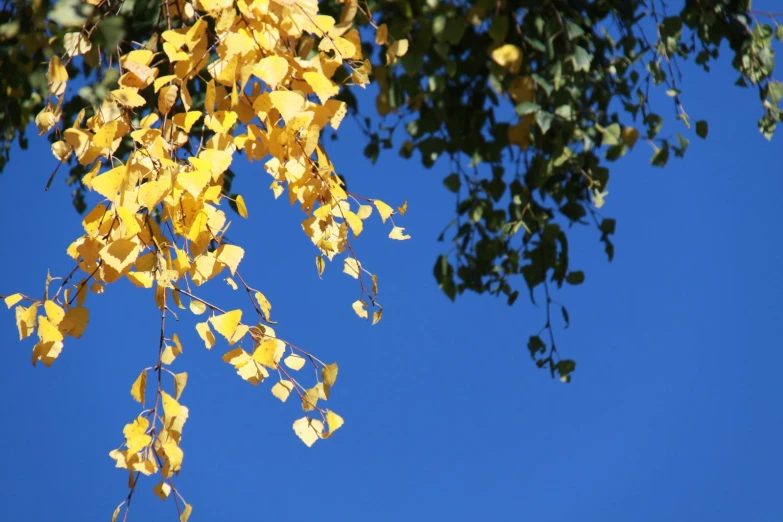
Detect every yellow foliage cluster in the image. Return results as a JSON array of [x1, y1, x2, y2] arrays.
[[4, 0, 408, 518]]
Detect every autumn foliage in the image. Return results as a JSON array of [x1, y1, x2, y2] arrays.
[[2, 0, 409, 518]]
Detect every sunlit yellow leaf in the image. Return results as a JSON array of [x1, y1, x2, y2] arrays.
[[124, 416, 151, 453], [225, 277, 238, 290], [356, 205, 373, 219], [252, 338, 285, 368], [397, 201, 408, 215], [16, 303, 38, 340], [269, 90, 305, 123], [491, 44, 523, 74], [153, 482, 172, 501], [325, 410, 344, 435], [172, 111, 203, 132], [209, 309, 242, 341], [351, 299, 368, 319], [190, 300, 207, 315], [271, 380, 294, 402], [344, 210, 363, 237], [322, 362, 338, 398], [316, 256, 325, 278], [174, 372, 188, 400], [293, 417, 323, 447], [138, 180, 170, 210], [215, 244, 244, 275], [91, 165, 126, 200], [302, 387, 319, 411], [47, 55, 68, 96], [195, 321, 216, 349], [254, 291, 272, 321], [111, 88, 147, 108], [131, 370, 147, 405], [37, 315, 63, 343], [389, 226, 411, 240], [343, 257, 360, 279], [284, 353, 306, 370], [235, 194, 248, 218], [180, 504, 193, 522], [252, 56, 289, 88], [4, 293, 23, 308], [372, 308, 383, 325], [303, 71, 340, 104], [373, 199, 394, 222], [386, 38, 409, 64]]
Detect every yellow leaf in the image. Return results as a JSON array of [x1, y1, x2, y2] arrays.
[[386, 38, 409, 64], [269, 90, 305, 123], [4, 293, 23, 308], [190, 299, 207, 315], [316, 256, 325, 278], [154, 74, 178, 92], [356, 205, 373, 219], [351, 299, 368, 319], [153, 482, 172, 501], [175, 169, 211, 198], [271, 380, 294, 402], [508, 76, 535, 104], [302, 387, 319, 411], [397, 200, 408, 215], [16, 303, 39, 340], [375, 23, 388, 45], [372, 308, 383, 325], [209, 309, 242, 341], [284, 354, 306, 370], [158, 84, 178, 114], [622, 126, 639, 148], [91, 165, 126, 200], [37, 315, 63, 343], [343, 257, 360, 279], [252, 56, 289, 88], [138, 180, 170, 210], [111, 503, 122, 522], [344, 210, 363, 237], [172, 111, 203, 132], [131, 370, 147, 405], [196, 321, 215, 349], [174, 372, 188, 400], [325, 410, 344, 435], [180, 504, 193, 522], [225, 277, 238, 290], [491, 44, 523, 74], [373, 199, 394, 222], [322, 362, 338, 398], [161, 391, 181, 419], [44, 300, 66, 326], [235, 194, 248, 218], [92, 120, 120, 150], [293, 417, 323, 447], [254, 291, 272, 321], [252, 338, 285, 368], [124, 416, 151, 453], [47, 55, 68, 96], [111, 88, 147, 108], [389, 226, 411, 240], [215, 244, 244, 275], [303, 71, 340, 104]]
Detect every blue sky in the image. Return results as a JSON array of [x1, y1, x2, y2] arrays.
[[1, 28, 782, 522]]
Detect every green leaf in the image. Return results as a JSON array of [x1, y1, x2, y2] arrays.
[[695, 120, 708, 139], [565, 271, 585, 285], [443, 173, 461, 193], [515, 102, 540, 115]]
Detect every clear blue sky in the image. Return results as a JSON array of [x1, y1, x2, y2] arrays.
[[1, 33, 782, 522]]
